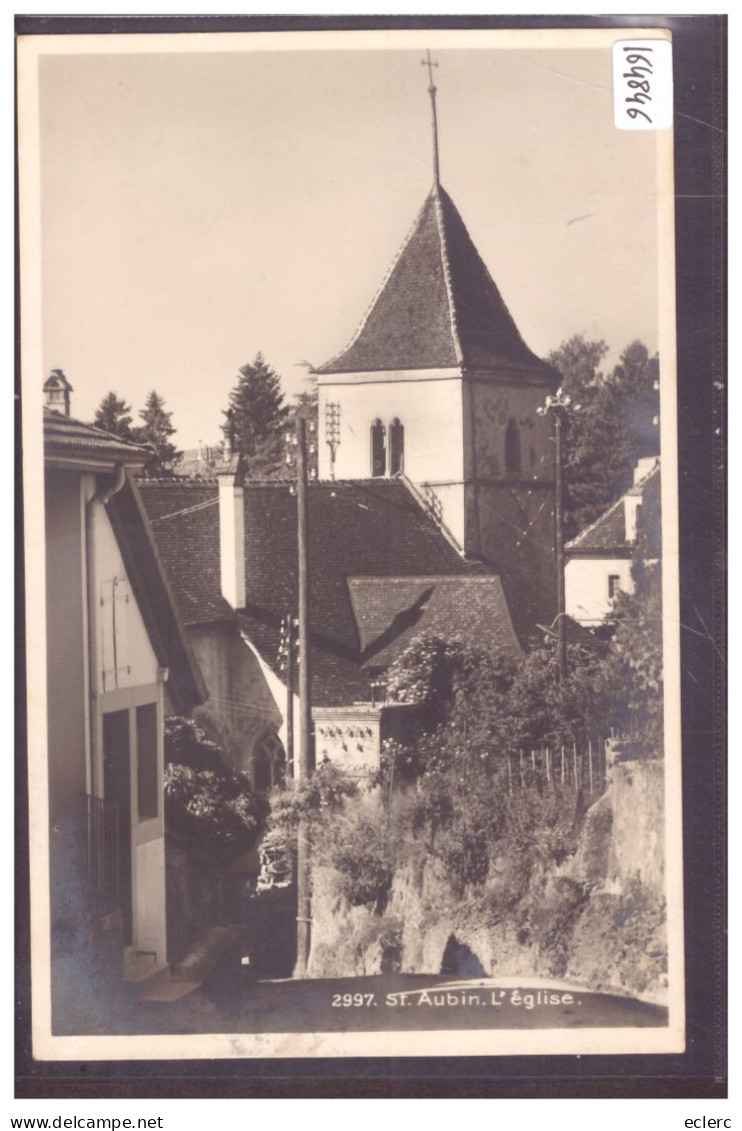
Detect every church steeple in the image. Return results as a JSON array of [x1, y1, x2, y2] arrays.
[[421, 49, 441, 187]]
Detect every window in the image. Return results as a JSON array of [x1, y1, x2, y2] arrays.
[[608, 574, 621, 599], [101, 575, 131, 692], [136, 703, 159, 819], [252, 731, 286, 793], [370, 419, 386, 477], [389, 418, 404, 475], [505, 418, 521, 476]]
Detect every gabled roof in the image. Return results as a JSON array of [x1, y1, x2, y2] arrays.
[[43, 408, 153, 466], [317, 183, 556, 380], [348, 575, 522, 669], [565, 495, 628, 555], [106, 478, 208, 713], [565, 465, 660, 555], [136, 480, 232, 626], [139, 477, 522, 707]]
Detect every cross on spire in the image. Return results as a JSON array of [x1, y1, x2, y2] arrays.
[[421, 49, 440, 185]]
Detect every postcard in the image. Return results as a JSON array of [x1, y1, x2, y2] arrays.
[[18, 24, 685, 1064]]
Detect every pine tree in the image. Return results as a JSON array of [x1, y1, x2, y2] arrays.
[[224, 353, 289, 479], [93, 392, 136, 442], [137, 390, 182, 471]]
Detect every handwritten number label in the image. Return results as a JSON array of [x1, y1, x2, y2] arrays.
[[613, 39, 673, 130]]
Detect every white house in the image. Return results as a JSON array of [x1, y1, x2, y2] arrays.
[[564, 457, 660, 625], [43, 375, 206, 1024]]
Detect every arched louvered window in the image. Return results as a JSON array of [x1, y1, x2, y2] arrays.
[[505, 418, 521, 477], [370, 419, 386, 477], [389, 418, 405, 475]]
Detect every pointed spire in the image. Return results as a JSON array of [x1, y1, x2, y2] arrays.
[[421, 49, 440, 186]]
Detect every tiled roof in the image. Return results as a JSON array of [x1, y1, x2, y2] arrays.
[[317, 184, 556, 379], [137, 480, 233, 626], [565, 465, 660, 554], [106, 478, 208, 713], [348, 575, 522, 669], [565, 496, 628, 554], [43, 408, 153, 463], [139, 477, 520, 706]]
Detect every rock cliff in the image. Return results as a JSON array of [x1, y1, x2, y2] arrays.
[[307, 748, 667, 1003]]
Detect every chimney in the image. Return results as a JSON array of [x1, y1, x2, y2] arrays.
[[633, 455, 658, 485], [43, 369, 73, 416], [217, 452, 246, 609], [624, 494, 641, 543]]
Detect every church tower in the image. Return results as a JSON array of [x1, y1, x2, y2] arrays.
[[314, 56, 559, 635]]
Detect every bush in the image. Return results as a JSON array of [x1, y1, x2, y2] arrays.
[[164, 716, 267, 870]]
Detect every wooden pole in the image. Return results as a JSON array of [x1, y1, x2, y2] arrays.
[[519, 749, 525, 790], [588, 739, 594, 794], [545, 747, 551, 788], [555, 410, 567, 681], [560, 745, 565, 786], [507, 755, 513, 796], [294, 415, 314, 979], [572, 742, 579, 791], [285, 615, 295, 776]]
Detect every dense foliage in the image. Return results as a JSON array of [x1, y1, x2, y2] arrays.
[[547, 335, 660, 536], [164, 716, 267, 870]]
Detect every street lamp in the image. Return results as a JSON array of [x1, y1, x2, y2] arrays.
[[537, 387, 581, 681]]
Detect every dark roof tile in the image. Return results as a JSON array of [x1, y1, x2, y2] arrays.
[[317, 185, 556, 379], [140, 478, 520, 707]]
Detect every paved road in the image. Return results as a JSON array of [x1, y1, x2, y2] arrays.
[[128, 973, 667, 1035]]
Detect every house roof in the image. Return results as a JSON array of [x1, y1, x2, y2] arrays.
[[348, 575, 522, 669], [565, 465, 660, 555], [106, 478, 208, 713], [317, 183, 557, 380], [43, 408, 153, 466], [42, 410, 206, 712], [135, 480, 232, 626], [139, 477, 522, 707]]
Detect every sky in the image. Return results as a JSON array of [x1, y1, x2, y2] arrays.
[[36, 32, 662, 451]]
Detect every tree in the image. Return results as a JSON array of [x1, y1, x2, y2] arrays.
[[93, 392, 136, 442], [224, 353, 289, 479], [136, 390, 182, 471], [547, 335, 659, 537], [608, 340, 660, 463]]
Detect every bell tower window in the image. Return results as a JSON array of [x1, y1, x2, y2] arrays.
[[370, 419, 386, 477], [389, 418, 405, 475], [505, 418, 521, 477]]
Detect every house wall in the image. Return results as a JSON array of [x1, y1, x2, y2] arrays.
[[45, 470, 88, 820], [565, 556, 634, 625], [46, 468, 170, 965], [187, 623, 284, 775], [314, 707, 382, 775]]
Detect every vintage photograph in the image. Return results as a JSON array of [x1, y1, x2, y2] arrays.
[[19, 26, 684, 1061]]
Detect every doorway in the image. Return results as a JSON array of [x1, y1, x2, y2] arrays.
[[103, 710, 133, 944]]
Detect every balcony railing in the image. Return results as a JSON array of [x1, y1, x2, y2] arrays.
[[84, 793, 121, 918]]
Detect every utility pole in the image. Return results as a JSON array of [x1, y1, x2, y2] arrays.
[[554, 408, 567, 681], [537, 387, 580, 681], [286, 412, 315, 978], [279, 614, 296, 775]]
